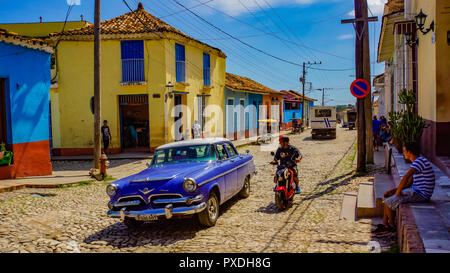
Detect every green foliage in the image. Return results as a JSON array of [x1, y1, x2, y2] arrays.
[[389, 89, 427, 145]]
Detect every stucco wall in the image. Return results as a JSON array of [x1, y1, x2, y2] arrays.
[[0, 41, 51, 144], [52, 37, 226, 153]]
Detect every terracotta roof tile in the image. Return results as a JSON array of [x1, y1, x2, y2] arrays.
[[225, 73, 280, 94], [383, 0, 404, 16], [50, 3, 225, 57], [280, 89, 317, 102], [0, 28, 53, 53]]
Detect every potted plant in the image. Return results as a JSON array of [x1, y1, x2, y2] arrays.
[[0, 142, 13, 166], [389, 89, 428, 158]]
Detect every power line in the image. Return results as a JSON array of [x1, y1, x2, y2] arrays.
[[140, 0, 300, 87], [159, 0, 215, 19], [170, 0, 302, 67], [192, 0, 354, 62]]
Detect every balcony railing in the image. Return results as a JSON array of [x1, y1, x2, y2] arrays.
[[122, 58, 145, 83]]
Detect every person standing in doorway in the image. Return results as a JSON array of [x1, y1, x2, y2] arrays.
[[192, 120, 202, 139], [101, 120, 112, 154]]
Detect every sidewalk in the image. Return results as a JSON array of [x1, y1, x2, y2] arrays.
[[388, 146, 450, 252], [0, 132, 290, 193]]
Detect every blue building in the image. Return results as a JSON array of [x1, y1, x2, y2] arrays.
[[280, 90, 317, 129], [0, 29, 53, 178], [225, 73, 276, 140]]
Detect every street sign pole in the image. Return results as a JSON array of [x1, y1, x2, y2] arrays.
[[342, 0, 377, 172]]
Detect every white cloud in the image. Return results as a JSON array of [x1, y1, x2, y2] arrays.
[[67, 0, 81, 5], [205, 0, 317, 16], [348, 10, 355, 17], [338, 34, 354, 40], [367, 0, 387, 15]]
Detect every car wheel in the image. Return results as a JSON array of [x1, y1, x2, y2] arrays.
[[123, 218, 143, 229], [239, 176, 250, 198], [198, 192, 219, 227]]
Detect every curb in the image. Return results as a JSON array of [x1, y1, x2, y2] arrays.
[[0, 179, 99, 194]]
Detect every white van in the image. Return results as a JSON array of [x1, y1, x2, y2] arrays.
[[310, 106, 337, 139]]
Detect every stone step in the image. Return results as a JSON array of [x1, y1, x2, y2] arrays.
[[374, 173, 396, 216], [340, 192, 357, 221], [357, 181, 378, 218]]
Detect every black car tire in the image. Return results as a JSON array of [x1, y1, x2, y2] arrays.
[[198, 192, 219, 227], [123, 218, 143, 229], [239, 176, 250, 198]]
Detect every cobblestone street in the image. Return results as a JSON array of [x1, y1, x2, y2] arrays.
[[0, 128, 389, 253]]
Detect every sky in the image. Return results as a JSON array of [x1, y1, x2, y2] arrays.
[[0, 0, 387, 106]]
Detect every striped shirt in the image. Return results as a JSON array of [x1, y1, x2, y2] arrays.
[[411, 156, 435, 200]]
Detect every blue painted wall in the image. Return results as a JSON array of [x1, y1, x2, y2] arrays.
[[283, 101, 303, 124], [282, 100, 315, 124], [0, 41, 51, 145], [224, 88, 262, 135]]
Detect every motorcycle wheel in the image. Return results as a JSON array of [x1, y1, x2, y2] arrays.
[[275, 192, 286, 211]]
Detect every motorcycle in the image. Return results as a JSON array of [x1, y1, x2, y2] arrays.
[[270, 151, 297, 211]]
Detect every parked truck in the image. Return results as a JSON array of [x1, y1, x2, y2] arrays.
[[310, 106, 337, 139]]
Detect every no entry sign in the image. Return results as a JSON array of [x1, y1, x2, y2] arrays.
[[350, 79, 370, 99]]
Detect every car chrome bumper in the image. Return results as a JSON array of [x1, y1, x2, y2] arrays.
[[107, 202, 207, 221]]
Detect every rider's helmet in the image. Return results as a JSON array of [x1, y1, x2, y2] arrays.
[[279, 135, 289, 143]]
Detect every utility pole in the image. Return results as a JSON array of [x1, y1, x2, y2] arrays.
[[93, 0, 101, 169], [342, 0, 377, 172], [320, 88, 333, 106], [300, 61, 321, 126]]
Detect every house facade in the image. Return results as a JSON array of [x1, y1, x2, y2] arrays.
[[377, 0, 450, 169], [46, 3, 226, 155], [0, 29, 53, 178], [224, 73, 280, 140], [280, 90, 316, 129]]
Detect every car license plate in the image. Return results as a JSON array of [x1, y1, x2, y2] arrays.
[[136, 215, 158, 221]]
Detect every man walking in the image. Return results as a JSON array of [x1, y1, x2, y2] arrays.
[[101, 120, 112, 154]]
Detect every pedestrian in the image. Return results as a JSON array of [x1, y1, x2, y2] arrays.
[[372, 115, 382, 151], [101, 120, 112, 154], [380, 115, 387, 126], [372, 142, 435, 235], [129, 124, 138, 147], [192, 120, 202, 139]]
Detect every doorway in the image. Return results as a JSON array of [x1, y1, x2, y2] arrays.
[[0, 79, 9, 149], [119, 95, 150, 152]]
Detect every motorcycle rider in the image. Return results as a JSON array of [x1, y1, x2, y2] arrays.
[[270, 135, 302, 194]]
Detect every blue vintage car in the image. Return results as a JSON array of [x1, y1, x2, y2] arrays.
[[106, 138, 257, 227]]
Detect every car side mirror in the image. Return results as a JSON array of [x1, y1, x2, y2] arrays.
[[270, 151, 275, 156]]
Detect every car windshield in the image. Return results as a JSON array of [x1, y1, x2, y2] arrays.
[[151, 144, 217, 166]]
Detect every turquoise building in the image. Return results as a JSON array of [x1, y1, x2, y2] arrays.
[[0, 29, 53, 178]]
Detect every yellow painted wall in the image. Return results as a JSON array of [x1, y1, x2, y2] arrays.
[[53, 37, 226, 151], [411, 0, 437, 122], [0, 21, 90, 37], [435, 0, 450, 123]]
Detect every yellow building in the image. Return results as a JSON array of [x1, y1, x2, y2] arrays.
[[47, 3, 226, 155], [0, 21, 90, 38], [378, 0, 450, 165]]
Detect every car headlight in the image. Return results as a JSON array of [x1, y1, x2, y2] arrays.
[[183, 178, 197, 193], [106, 184, 118, 197]]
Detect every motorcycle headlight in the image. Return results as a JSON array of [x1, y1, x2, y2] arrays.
[[106, 184, 117, 197], [183, 178, 197, 193], [284, 169, 290, 179]]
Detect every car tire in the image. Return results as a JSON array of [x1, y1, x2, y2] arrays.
[[238, 176, 250, 198], [198, 192, 219, 227], [123, 218, 143, 229]]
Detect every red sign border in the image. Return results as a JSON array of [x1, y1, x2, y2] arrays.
[[350, 79, 370, 99]]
